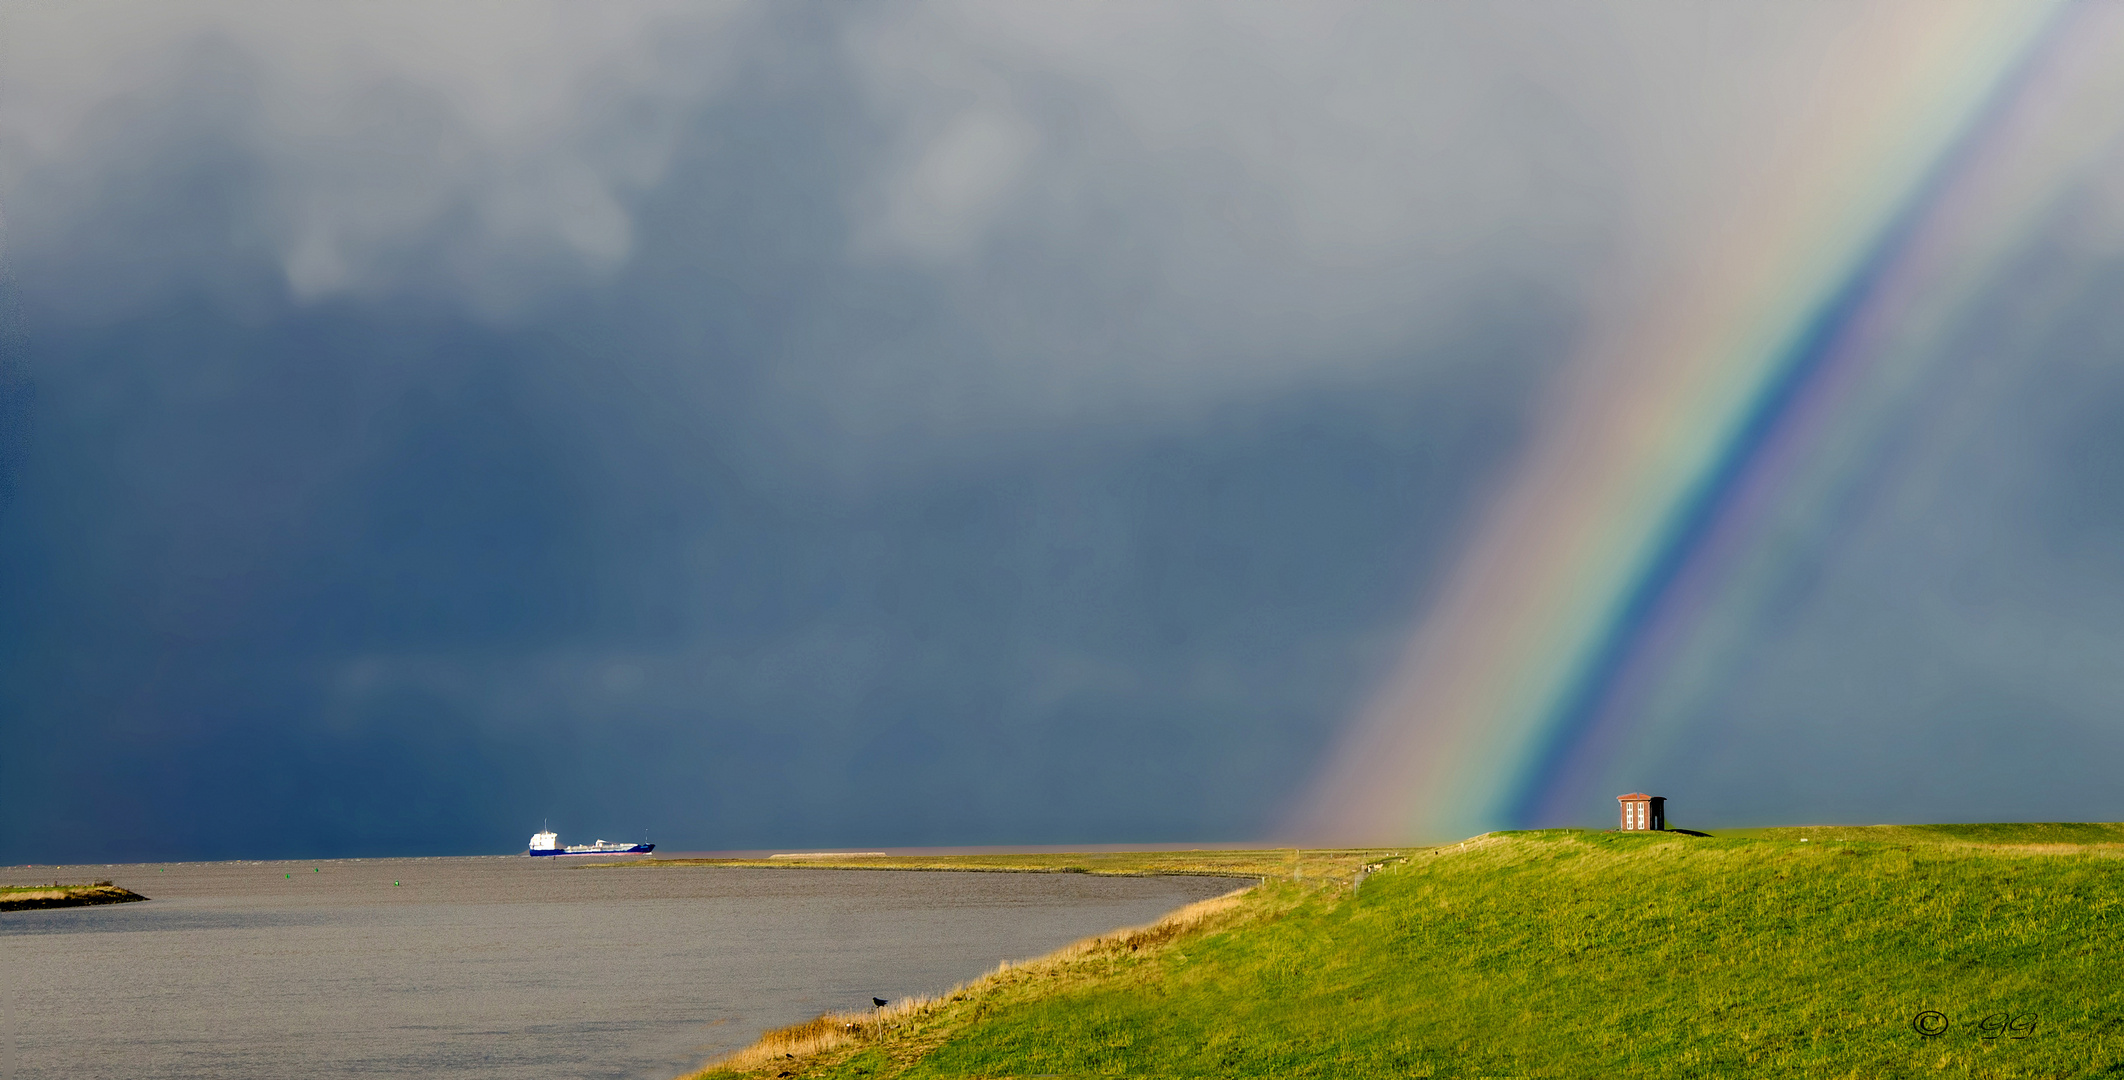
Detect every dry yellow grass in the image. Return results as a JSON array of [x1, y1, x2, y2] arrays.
[[706, 997, 940, 1075], [684, 886, 1257, 1079], [0, 888, 76, 902], [0, 880, 147, 911]]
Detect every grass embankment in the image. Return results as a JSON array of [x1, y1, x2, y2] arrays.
[[1722, 821, 2124, 848], [635, 849, 1397, 880], [0, 881, 148, 911], [694, 826, 2124, 1079]]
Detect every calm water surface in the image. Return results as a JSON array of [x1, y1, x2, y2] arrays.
[[0, 857, 1248, 1079]]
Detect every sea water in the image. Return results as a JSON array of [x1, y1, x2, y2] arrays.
[[0, 856, 1248, 1079]]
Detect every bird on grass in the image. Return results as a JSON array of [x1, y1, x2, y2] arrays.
[[872, 997, 889, 1008]]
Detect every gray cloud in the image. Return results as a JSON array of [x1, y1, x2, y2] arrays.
[[3, 2, 736, 314], [3, 2, 1940, 469]]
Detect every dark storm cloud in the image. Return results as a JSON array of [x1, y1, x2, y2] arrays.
[[0, 3, 1605, 860], [0, 294, 1550, 858], [3, 1, 2063, 859]]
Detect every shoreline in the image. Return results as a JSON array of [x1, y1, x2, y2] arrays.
[[610, 847, 1409, 881], [684, 882, 1265, 1079]]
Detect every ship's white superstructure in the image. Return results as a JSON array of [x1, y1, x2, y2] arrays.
[[525, 830, 652, 857]]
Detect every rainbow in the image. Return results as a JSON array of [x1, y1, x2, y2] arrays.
[[1294, 2, 2124, 844]]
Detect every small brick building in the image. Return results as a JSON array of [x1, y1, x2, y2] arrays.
[[1617, 793, 1665, 831]]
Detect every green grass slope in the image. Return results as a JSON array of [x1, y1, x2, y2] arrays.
[[712, 828, 2124, 1079], [1717, 821, 2124, 847]]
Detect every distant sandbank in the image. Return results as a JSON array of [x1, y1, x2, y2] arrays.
[[0, 881, 149, 911]]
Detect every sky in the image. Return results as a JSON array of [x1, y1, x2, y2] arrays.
[[5, 2, 2124, 862]]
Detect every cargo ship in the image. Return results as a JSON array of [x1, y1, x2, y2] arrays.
[[526, 830, 654, 857]]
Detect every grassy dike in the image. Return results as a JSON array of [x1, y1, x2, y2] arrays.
[[689, 827, 2124, 1078]]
